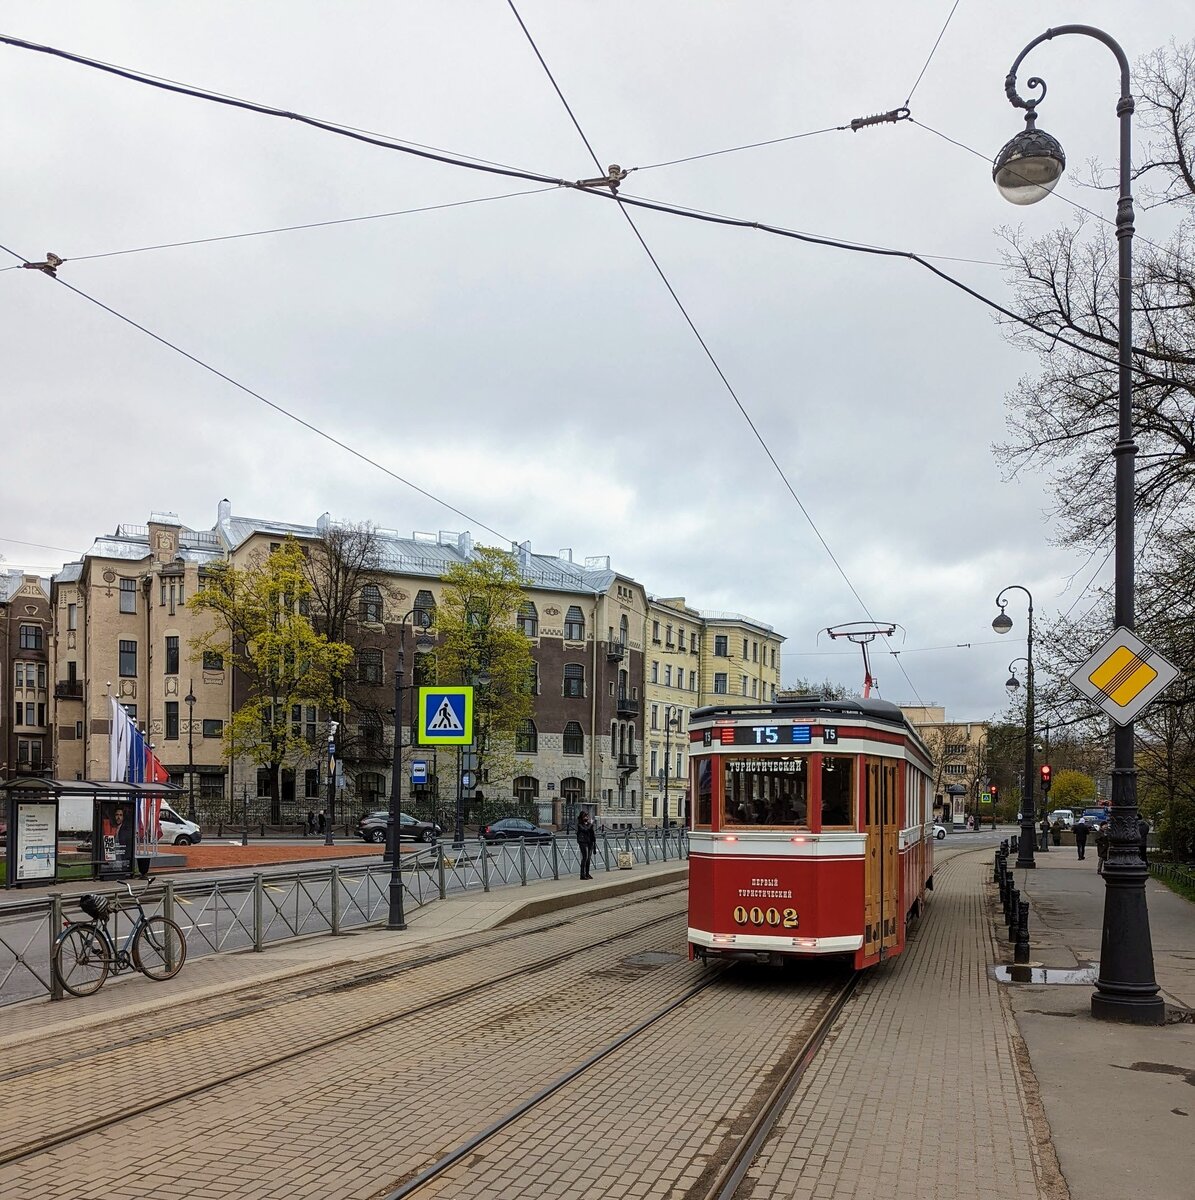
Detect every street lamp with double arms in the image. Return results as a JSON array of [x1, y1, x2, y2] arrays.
[[661, 706, 681, 836], [995, 25, 1163, 1024], [993, 587, 1036, 870], [387, 609, 434, 930]]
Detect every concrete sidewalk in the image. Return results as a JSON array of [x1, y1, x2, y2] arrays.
[[1005, 848, 1194, 1200]]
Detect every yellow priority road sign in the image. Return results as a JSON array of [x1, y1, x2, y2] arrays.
[[1068, 627, 1178, 727]]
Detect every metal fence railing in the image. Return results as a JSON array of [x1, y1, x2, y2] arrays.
[[1148, 860, 1195, 892], [0, 828, 688, 1008]]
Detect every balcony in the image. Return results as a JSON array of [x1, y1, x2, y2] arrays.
[[55, 681, 83, 701], [618, 752, 639, 772], [616, 691, 639, 717], [605, 641, 626, 662]]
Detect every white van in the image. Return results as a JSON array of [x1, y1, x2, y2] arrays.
[[1049, 809, 1075, 830], [158, 803, 202, 846]]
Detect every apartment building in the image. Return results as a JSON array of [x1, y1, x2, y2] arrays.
[[697, 611, 784, 709], [899, 704, 989, 825], [1, 571, 52, 779]]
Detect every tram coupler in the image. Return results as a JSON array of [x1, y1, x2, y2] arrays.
[[1014, 900, 1031, 964]]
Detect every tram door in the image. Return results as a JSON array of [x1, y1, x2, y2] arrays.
[[863, 758, 902, 960]]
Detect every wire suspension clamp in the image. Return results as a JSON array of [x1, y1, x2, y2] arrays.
[[21, 251, 64, 277], [574, 164, 629, 193], [849, 106, 911, 133]]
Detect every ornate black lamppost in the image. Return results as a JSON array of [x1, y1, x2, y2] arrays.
[[993, 588, 1036, 869], [661, 706, 681, 836], [386, 609, 434, 930], [995, 26, 1163, 1023], [184, 681, 197, 822], [324, 720, 338, 846]]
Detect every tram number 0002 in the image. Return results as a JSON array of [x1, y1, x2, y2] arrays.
[[732, 905, 798, 929]]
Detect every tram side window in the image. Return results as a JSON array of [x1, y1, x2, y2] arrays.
[[723, 759, 809, 828], [695, 759, 713, 827], [820, 756, 855, 827]]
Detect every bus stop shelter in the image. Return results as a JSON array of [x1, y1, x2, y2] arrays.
[[1, 778, 184, 889]]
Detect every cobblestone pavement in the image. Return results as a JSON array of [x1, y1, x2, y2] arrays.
[[0, 890, 688, 1165], [738, 851, 1057, 1200]]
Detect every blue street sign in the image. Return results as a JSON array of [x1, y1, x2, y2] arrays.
[[411, 759, 428, 785], [418, 687, 474, 745]]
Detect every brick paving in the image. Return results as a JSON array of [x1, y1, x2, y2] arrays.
[[738, 852, 1051, 1200]]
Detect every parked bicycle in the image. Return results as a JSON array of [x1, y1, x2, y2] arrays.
[[52, 879, 187, 998]]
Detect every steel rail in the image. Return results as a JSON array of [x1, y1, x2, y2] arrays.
[[0, 888, 687, 1167]]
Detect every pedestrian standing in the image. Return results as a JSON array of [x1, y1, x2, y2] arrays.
[[1096, 821, 1111, 875], [306, 809, 316, 838], [1138, 816, 1150, 867], [318, 809, 327, 835], [1039, 814, 1050, 851], [577, 810, 597, 880], [1073, 818, 1089, 860]]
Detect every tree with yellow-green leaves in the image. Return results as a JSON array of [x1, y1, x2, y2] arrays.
[[189, 537, 354, 821], [434, 546, 534, 793]]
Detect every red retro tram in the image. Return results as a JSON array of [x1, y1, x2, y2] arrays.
[[686, 697, 935, 969]]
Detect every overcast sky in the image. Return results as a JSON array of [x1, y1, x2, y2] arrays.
[[3, 2, 1188, 720]]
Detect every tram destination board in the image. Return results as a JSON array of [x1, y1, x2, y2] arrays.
[[706, 723, 838, 746]]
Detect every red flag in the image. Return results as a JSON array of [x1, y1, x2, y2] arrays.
[[146, 744, 170, 784]]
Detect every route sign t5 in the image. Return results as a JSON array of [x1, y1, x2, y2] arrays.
[[417, 687, 474, 745]]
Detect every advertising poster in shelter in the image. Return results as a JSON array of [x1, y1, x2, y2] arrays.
[[98, 797, 135, 878], [15, 802, 57, 882]]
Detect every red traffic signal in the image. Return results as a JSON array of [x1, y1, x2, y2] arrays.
[[990, 784, 999, 800], [1039, 764, 1052, 791]]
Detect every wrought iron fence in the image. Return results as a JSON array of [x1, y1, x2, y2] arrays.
[[0, 828, 687, 1007]]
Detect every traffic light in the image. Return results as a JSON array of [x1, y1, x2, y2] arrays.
[[1039, 764, 1052, 792], [990, 783, 999, 803]]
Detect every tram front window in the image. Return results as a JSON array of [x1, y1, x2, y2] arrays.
[[821, 755, 855, 827], [723, 757, 809, 828]]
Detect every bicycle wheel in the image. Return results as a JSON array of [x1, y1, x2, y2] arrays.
[[53, 924, 111, 997], [133, 916, 187, 980]]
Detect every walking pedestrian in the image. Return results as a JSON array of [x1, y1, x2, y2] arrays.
[[1096, 821, 1110, 875], [1039, 814, 1050, 851], [1073, 817, 1089, 860], [306, 809, 316, 838], [577, 810, 597, 880], [1138, 816, 1150, 867], [317, 809, 327, 835]]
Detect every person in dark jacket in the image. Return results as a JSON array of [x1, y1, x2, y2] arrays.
[[1138, 816, 1150, 867], [1096, 821, 1111, 875], [317, 810, 327, 834], [306, 810, 316, 837], [1073, 817, 1090, 860], [577, 810, 597, 879]]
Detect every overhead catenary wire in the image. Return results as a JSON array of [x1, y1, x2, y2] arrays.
[[905, 0, 963, 106]]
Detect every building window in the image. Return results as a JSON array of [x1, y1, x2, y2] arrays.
[[203, 719, 224, 738], [651, 620, 660, 643], [165, 635, 180, 675], [517, 601, 538, 637], [359, 584, 383, 624], [771, 648, 776, 668], [19, 625, 43, 651], [651, 661, 659, 683], [67, 603, 77, 630], [752, 641, 758, 662], [119, 640, 137, 677], [714, 635, 728, 657], [358, 772, 386, 803], [564, 606, 585, 641], [663, 665, 672, 687], [359, 714, 384, 757], [563, 664, 584, 698], [741, 674, 748, 695], [304, 768, 320, 798], [513, 775, 540, 805], [665, 625, 674, 648], [165, 701, 179, 740], [38, 664, 47, 689], [946, 743, 967, 757], [203, 650, 225, 671], [563, 722, 584, 755], [414, 590, 436, 627], [358, 648, 383, 685], [677, 629, 685, 651], [714, 673, 728, 694], [651, 704, 659, 731], [119, 577, 137, 614], [516, 720, 538, 754], [944, 763, 967, 776], [676, 668, 685, 690], [620, 615, 629, 646], [527, 662, 539, 695], [200, 774, 225, 800], [650, 748, 658, 777]]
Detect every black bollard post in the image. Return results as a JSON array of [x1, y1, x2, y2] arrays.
[[1015, 899, 1031, 964], [1011, 834, 1019, 854], [1001, 838, 1009, 856], [994, 851, 1002, 883], [1008, 887, 1020, 941]]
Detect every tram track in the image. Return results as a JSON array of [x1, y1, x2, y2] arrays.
[[376, 966, 861, 1200], [0, 885, 688, 1168], [0, 881, 687, 1080]]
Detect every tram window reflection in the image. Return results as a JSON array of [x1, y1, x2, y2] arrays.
[[722, 758, 809, 828], [695, 759, 713, 827], [820, 756, 855, 827]]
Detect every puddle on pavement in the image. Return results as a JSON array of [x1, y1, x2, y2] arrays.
[[993, 963, 1099, 984]]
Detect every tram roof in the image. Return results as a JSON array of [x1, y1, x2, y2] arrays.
[[691, 697, 909, 727]]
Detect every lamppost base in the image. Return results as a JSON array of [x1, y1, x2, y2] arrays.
[[387, 882, 406, 931], [1090, 992, 1166, 1025]]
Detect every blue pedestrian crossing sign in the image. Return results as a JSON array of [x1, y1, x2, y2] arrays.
[[417, 687, 474, 745]]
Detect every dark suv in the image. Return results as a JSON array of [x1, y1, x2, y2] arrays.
[[357, 810, 441, 844], [480, 817, 553, 844]]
